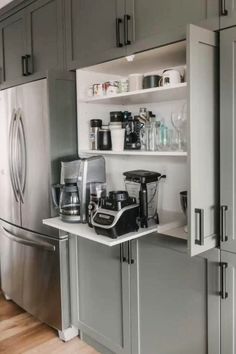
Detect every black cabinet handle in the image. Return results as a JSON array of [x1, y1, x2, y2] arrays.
[[21, 56, 27, 76], [116, 18, 123, 48], [25, 55, 32, 76], [220, 205, 228, 242], [220, 262, 228, 299], [121, 243, 127, 263], [124, 14, 131, 45], [128, 241, 135, 265], [221, 0, 228, 16], [194, 208, 204, 246]]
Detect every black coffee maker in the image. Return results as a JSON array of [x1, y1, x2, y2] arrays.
[[123, 170, 166, 228]]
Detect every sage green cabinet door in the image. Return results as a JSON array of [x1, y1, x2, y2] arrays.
[[221, 250, 236, 354], [125, 0, 219, 54], [220, 27, 236, 253], [65, 0, 126, 69], [75, 238, 131, 354], [26, 0, 64, 75], [130, 236, 220, 354], [0, 10, 26, 83]]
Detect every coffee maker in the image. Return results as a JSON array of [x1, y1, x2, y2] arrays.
[[52, 156, 106, 223]]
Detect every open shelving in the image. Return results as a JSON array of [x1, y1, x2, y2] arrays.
[[80, 150, 187, 157]]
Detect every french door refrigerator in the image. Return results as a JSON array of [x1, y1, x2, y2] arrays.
[[0, 71, 77, 337]]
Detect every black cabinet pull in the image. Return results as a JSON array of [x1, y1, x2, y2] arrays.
[[128, 241, 135, 265], [194, 208, 204, 246], [121, 243, 127, 263], [124, 14, 131, 45], [221, 0, 228, 16], [25, 55, 32, 76], [220, 262, 228, 299], [220, 205, 228, 242], [21, 56, 27, 76], [116, 18, 123, 48]]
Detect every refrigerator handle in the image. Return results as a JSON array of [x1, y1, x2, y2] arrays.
[[8, 110, 19, 202], [1, 225, 56, 252], [13, 111, 25, 204], [18, 112, 27, 195]]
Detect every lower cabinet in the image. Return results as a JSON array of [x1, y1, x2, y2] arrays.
[[221, 250, 236, 354], [70, 234, 220, 354]]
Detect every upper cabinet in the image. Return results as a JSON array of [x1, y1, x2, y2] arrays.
[[65, 0, 126, 69], [0, 10, 27, 83], [0, 0, 64, 87], [220, 0, 236, 28], [65, 0, 219, 69], [125, 0, 219, 55]]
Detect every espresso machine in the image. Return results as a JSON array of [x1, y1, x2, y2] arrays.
[[52, 156, 106, 223]]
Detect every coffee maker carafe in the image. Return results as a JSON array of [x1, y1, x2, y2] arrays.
[[52, 156, 106, 223]]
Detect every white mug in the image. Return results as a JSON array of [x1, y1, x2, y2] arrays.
[[111, 128, 125, 151], [159, 69, 182, 87], [128, 73, 143, 91]]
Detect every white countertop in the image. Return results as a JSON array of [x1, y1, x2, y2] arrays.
[[43, 210, 185, 246]]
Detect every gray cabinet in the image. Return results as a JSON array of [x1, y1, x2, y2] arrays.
[[71, 237, 131, 354], [221, 250, 236, 354], [220, 27, 236, 253], [220, 0, 236, 29], [126, 0, 219, 55], [65, 0, 126, 69], [26, 0, 64, 75], [0, 0, 64, 87], [0, 9, 27, 83], [130, 235, 220, 354]]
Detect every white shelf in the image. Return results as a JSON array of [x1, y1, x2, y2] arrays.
[[80, 83, 187, 105], [161, 226, 187, 240], [43, 210, 185, 247], [80, 150, 187, 157]]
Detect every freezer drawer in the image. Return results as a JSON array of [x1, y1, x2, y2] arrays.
[[0, 220, 70, 331]]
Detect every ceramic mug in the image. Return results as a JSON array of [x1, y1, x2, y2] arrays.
[[128, 73, 143, 91], [159, 69, 182, 87]]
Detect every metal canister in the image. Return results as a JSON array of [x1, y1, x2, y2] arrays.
[[90, 119, 102, 150]]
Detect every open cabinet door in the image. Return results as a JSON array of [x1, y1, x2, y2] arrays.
[[187, 24, 219, 256]]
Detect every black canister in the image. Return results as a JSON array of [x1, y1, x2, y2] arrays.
[[98, 126, 112, 150], [90, 119, 102, 150], [143, 75, 162, 89]]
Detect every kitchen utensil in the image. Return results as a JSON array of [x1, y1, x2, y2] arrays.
[[143, 75, 161, 89], [98, 127, 112, 150], [128, 73, 143, 91], [111, 128, 125, 151], [159, 69, 182, 87], [89, 119, 102, 150]]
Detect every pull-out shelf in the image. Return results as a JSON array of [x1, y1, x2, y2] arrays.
[[43, 210, 186, 247]]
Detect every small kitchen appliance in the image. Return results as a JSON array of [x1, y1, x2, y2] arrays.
[[123, 170, 165, 228], [92, 191, 139, 238], [52, 156, 106, 223]]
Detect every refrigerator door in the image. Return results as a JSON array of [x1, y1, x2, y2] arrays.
[[0, 87, 21, 226], [0, 220, 70, 330], [16, 79, 55, 236]]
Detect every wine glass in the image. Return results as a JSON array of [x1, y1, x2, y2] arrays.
[[171, 112, 187, 151]]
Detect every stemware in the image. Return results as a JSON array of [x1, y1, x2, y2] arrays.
[[171, 111, 187, 151]]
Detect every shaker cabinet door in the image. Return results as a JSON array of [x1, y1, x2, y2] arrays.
[[220, 27, 236, 254], [187, 24, 218, 256], [25, 0, 64, 76], [220, 0, 236, 29], [0, 10, 27, 84], [125, 0, 219, 55], [74, 238, 131, 354], [130, 236, 220, 354], [65, 0, 126, 69]]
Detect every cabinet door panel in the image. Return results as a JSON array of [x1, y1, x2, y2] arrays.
[[0, 10, 26, 83], [220, 0, 236, 29], [220, 27, 236, 253], [75, 238, 130, 354], [130, 236, 220, 354], [187, 25, 218, 256], [65, 0, 126, 69], [221, 250, 236, 354], [26, 0, 64, 74], [126, 0, 219, 55]]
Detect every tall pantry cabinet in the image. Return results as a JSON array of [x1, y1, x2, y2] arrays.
[[220, 26, 236, 353]]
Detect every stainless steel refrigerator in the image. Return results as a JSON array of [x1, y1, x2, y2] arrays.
[[0, 71, 77, 338]]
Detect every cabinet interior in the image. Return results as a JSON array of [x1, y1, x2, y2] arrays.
[[76, 41, 188, 240]]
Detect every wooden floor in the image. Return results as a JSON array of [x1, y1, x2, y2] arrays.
[[0, 291, 100, 354]]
